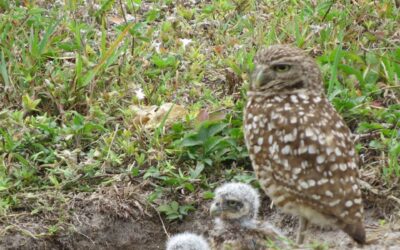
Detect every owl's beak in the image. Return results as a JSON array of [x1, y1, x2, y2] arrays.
[[210, 202, 222, 217], [255, 68, 265, 85], [254, 66, 273, 87]]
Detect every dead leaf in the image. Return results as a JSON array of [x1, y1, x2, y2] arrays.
[[130, 105, 157, 127], [130, 103, 187, 129], [108, 16, 125, 25], [225, 68, 242, 95], [208, 109, 228, 122], [195, 108, 227, 124], [196, 109, 209, 123], [371, 100, 384, 108], [146, 103, 186, 128], [213, 45, 224, 55]]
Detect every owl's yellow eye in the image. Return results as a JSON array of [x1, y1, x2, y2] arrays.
[[272, 64, 291, 72]]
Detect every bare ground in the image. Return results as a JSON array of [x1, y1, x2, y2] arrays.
[[1, 180, 399, 250]]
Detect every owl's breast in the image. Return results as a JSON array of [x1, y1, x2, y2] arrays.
[[244, 93, 324, 166], [244, 93, 324, 195], [244, 96, 285, 165], [244, 96, 278, 187]]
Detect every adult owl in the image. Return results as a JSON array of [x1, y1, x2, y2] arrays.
[[244, 45, 365, 244]]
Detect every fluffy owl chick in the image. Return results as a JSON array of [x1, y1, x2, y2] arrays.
[[244, 45, 365, 244], [209, 182, 285, 250], [166, 232, 210, 250]]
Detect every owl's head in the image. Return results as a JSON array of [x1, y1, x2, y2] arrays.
[[249, 45, 323, 95], [210, 182, 260, 222], [166, 232, 210, 250]]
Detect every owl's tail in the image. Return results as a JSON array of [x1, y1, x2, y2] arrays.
[[341, 222, 366, 244]]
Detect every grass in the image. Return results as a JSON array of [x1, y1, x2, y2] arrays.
[[0, 0, 399, 238]]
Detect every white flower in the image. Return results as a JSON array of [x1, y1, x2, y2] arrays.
[[179, 38, 192, 49], [55, 0, 65, 5], [135, 88, 145, 100], [126, 14, 136, 22], [151, 41, 162, 53], [234, 44, 244, 50], [310, 24, 330, 33]]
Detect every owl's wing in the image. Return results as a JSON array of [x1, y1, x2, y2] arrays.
[[258, 221, 286, 239], [210, 223, 276, 250], [252, 222, 291, 249], [209, 225, 245, 250], [238, 229, 283, 250], [265, 99, 363, 224], [208, 228, 225, 250], [210, 234, 254, 250]]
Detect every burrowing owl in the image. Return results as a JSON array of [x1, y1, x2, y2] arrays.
[[209, 182, 286, 249], [244, 45, 365, 244], [166, 232, 210, 250]]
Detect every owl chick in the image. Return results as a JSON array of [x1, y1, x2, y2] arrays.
[[166, 232, 210, 250], [209, 182, 286, 250], [244, 45, 365, 244]]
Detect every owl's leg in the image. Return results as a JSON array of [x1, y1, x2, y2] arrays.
[[296, 217, 308, 244]]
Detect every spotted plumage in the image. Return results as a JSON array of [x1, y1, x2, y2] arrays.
[[209, 182, 286, 250], [244, 45, 365, 244]]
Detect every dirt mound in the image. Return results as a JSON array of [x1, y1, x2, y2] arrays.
[[1, 181, 399, 250], [1, 214, 164, 250], [0, 181, 211, 250]]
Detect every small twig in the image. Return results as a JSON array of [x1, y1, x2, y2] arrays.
[[101, 124, 119, 171], [360, 45, 399, 52], [71, 223, 95, 244], [353, 131, 381, 142], [8, 224, 38, 239], [359, 180, 400, 206], [150, 204, 170, 238], [321, 1, 334, 22], [118, 0, 128, 23], [387, 195, 400, 205], [76, 230, 95, 244]]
